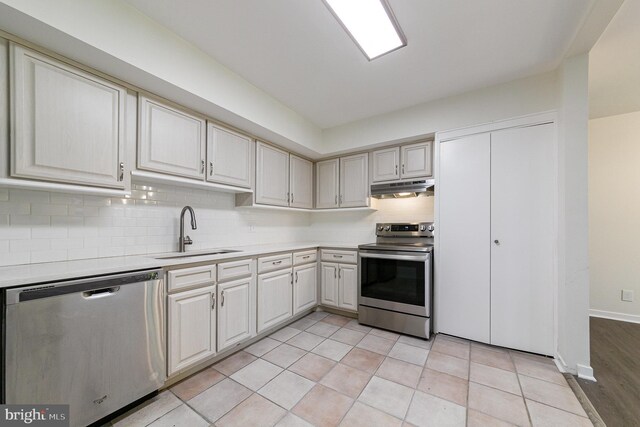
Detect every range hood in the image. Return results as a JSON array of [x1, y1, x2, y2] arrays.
[[370, 179, 435, 198]]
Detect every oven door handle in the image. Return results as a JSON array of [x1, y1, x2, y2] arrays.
[[359, 252, 430, 262]]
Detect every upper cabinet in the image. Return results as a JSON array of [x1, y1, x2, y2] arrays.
[[138, 94, 206, 180], [315, 159, 339, 209], [315, 154, 369, 209], [9, 43, 126, 189], [290, 154, 313, 209], [401, 141, 432, 179], [207, 123, 252, 188], [339, 153, 368, 208], [372, 141, 433, 182], [252, 142, 314, 209], [255, 142, 290, 207], [371, 147, 400, 183]]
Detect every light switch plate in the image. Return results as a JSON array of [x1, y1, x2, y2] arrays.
[[622, 290, 634, 302]]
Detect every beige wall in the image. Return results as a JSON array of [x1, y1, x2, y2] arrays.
[[589, 110, 640, 319]]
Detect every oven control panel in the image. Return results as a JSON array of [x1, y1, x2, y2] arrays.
[[375, 222, 434, 237]]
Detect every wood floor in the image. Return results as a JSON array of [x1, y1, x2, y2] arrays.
[[578, 317, 640, 427]]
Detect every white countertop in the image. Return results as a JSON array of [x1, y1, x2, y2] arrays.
[[0, 242, 365, 288]]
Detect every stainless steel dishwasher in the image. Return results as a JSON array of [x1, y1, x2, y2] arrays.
[[3, 269, 165, 427]]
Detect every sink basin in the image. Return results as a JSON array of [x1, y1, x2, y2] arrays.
[[154, 250, 241, 260]]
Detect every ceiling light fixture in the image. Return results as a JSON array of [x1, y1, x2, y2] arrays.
[[323, 0, 406, 61]]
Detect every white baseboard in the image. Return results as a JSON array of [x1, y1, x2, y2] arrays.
[[577, 364, 596, 382], [589, 309, 640, 324], [554, 352, 572, 374]]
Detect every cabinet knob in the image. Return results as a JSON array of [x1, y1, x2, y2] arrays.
[[494, 240, 500, 245]]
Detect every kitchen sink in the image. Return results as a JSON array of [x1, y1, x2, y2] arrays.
[[154, 250, 241, 260]]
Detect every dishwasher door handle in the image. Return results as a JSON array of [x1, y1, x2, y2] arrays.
[[82, 286, 120, 299]]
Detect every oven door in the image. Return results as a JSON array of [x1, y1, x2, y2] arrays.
[[359, 250, 431, 317]]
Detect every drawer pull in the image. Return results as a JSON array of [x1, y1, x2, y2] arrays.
[[272, 260, 283, 265], [333, 255, 343, 259], [302, 255, 310, 259]]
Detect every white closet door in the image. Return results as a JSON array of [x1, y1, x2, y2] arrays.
[[437, 133, 491, 343], [490, 123, 555, 355]]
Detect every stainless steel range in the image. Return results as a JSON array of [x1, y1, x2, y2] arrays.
[[358, 222, 434, 339]]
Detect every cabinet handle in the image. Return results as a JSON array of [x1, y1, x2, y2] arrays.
[[291, 193, 294, 203], [339, 194, 343, 204], [221, 290, 225, 307], [287, 192, 290, 204], [395, 164, 398, 175], [335, 195, 338, 206], [211, 293, 216, 310], [333, 254, 343, 259], [402, 164, 405, 174], [334, 268, 337, 279], [201, 160, 205, 174], [273, 260, 282, 265], [338, 268, 342, 279], [295, 271, 298, 283], [209, 161, 213, 176], [302, 255, 310, 259], [119, 162, 124, 181]]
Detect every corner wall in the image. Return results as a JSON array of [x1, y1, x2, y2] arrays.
[[589, 111, 640, 322], [557, 53, 592, 379]]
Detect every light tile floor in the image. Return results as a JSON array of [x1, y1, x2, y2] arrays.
[[111, 312, 593, 427]]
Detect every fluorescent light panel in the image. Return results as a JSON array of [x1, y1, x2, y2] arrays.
[[324, 0, 406, 60]]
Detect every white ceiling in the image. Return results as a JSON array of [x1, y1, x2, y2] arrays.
[[589, 0, 640, 119], [125, 0, 592, 129]]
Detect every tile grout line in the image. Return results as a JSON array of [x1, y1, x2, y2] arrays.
[[466, 341, 472, 427], [510, 349, 534, 427]]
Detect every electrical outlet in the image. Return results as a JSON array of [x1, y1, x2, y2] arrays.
[[621, 290, 634, 302]]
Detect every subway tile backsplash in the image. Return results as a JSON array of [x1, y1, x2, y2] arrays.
[[0, 185, 434, 267]]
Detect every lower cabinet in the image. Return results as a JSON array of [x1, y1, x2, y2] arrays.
[[168, 285, 216, 376], [293, 263, 317, 314], [257, 268, 293, 333], [321, 262, 357, 311], [217, 276, 253, 352]]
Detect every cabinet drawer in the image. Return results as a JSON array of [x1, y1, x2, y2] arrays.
[[167, 265, 216, 293], [321, 249, 358, 264], [294, 250, 317, 266], [218, 258, 254, 282], [258, 253, 293, 274]]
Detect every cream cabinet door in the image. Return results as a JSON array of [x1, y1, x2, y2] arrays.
[[10, 43, 126, 189], [315, 159, 339, 209], [339, 153, 369, 207], [218, 277, 253, 352], [168, 285, 216, 376], [293, 264, 317, 314], [371, 147, 400, 182], [138, 94, 206, 179], [320, 262, 339, 307], [401, 141, 432, 179], [338, 264, 358, 311], [256, 142, 290, 207], [206, 123, 252, 188], [257, 269, 293, 333], [290, 155, 313, 209]]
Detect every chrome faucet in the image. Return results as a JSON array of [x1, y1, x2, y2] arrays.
[[179, 206, 197, 252]]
